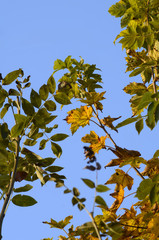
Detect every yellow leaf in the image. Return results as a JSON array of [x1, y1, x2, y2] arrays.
[[106, 169, 133, 190], [110, 184, 124, 212], [148, 215, 159, 239], [65, 106, 93, 134], [82, 131, 107, 153]]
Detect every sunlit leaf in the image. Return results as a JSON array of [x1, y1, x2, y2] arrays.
[[81, 178, 95, 188], [96, 184, 110, 192], [54, 92, 71, 105], [30, 89, 41, 108], [39, 84, 49, 101], [22, 98, 35, 116], [44, 100, 56, 111], [47, 75, 56, 94], [135, 179, 153, 200], [51, 142, 62, 158], [2, 69, 23, 85], [50, 133, 69, 142], [95, 196, 107, 206]]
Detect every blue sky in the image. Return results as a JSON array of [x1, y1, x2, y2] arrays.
[[1, 0, 159, 239]]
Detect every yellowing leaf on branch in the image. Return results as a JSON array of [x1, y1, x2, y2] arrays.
[[106, 169, 133, 190], [110, 184, 124, 213], [80, 91, 106, 104], [148, 215, 159, 240], [65, 106, 93, 134], [81, 131, 107, 153]]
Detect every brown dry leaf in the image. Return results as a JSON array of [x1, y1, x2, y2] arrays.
[[82, 131, 107, 154], [106, 169, 134, 190], [110, 184, 124, 212], [65, 106, 93, 134], [142, 158, 159, 178], [101, 115, 121, 132]]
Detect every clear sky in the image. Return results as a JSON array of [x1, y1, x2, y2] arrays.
[[1, 0, 159, 240]]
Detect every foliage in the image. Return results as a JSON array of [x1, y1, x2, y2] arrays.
[[1, 0, 159, 240]]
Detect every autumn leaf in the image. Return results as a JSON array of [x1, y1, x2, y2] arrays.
[[110, 184, 124, 213], [106, 169, 133, 190], [65, 106, 93, 134], [80, 91, 106, 104], [142, 158, 159, 178], [82, 131, 107, 153], [101, 115, 121, 132], [148, 215, 159, 240]]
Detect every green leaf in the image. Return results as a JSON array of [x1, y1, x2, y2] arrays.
[[129, 67, 145, 77], [30, 89, 41, 108], [51, 142, 62, 158], [1, 123, 9, 139], [24, 138, 37, 146], [11, 122, 24, 137], [39, 139, 48, 150], [135, 179, 153, 200], [137, 92, 152, 110], [96, 184, 110, 192], [2, 69, 23, 85], [155, 103, 159, 123], [0, 89, 8, 104], [153, 150, 159, 158], [108, 2, 127, 17], [14, 184, 33, 193], [95, 195, 107, 206], [50, 133, 69, 142], [135, 118, 144, 134], [47, 75, 56, 94], [36, 167, 45, 185], [54, 92, 71, 105], [45, 166, 63, 172], [81, 178, 95, 188], [1, 104, 10, 119], [8, 89, 20, 96], [53, 59, 66, 71], [116, 116, 140, 128], [44, 100, 56, 111], [39, 84, 49, 101], [12, 194, 37, 207], [0, 175, 10, 188], [150, 183, 159, 205], [22, 98, 35, 116]]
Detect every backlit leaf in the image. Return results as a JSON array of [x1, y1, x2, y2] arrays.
[[135, 179, 153, 200], [96, 184, 110, 192], [95, 196, 107, 206], [22, 98, 35, 116], [135, 118, 144, 134], [44, 100, 56, 111]]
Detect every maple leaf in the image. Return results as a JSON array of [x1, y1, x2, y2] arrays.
[[82, 131, 107, 153], [80, 91, 106, 104], [105, 146, 142, 168], [65, 106, 93, 134], [101, 115, 121, 132], [106, 169, 133, 190]]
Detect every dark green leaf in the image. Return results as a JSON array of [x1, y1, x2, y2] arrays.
[[81, 178, 95, 188], [12, 194, 37, 207], [150, 183, 159, 205], [47, 75, 56, 94], [135, 179, 153, 200], [0, 175, 10, 188], [1, 104, 10, 119], [2, 69, 23, 85], [1, 123, 9, 139], [22, 98, 35, 116], [8, 89, 20, 96], [95, 195, 107, 206], [137, 92, 152, 110], [54, 92, 71, 105], [155, 104, 159, 123], [96, 184, 110, 192], [24, 138, 37, 146], [0, 89, 8, 104], [39, 84, 49, 101], [50, 133, 69, 142], [44, 100, 56, 111], [30, 89, 41, 108], [14, 184, 33, 193], [51, 142, 62, 158], [11, 122, 24, 137], [45, 166, 63, 172], [64, 189, 71, 194], [135, 118, 144, 134]]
